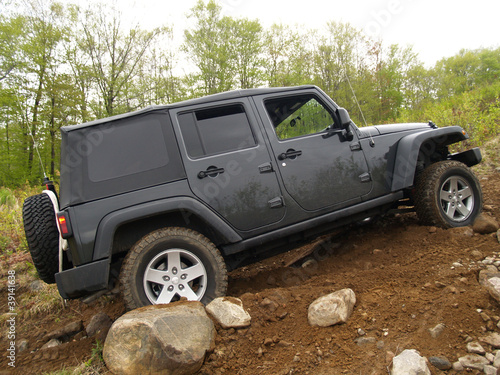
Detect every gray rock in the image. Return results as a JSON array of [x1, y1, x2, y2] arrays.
[[103, 302, 215, 375], [308, 288, 356, 327], [41, 338, 61, 350], [45, 320, 83, 342], [260, 297, 279, 312], [480, 332, 500, 348], [452, 361, 464, 371], [485, 352, 495, 363], [484, 365, 498, 375], [467, 341, 486, 355], [479, 270, 500, 303], [429, 323, 445, 338], [391, 349, 431, 375], [428, 356, 452, 370], [206, 297, 251, 329], [86, 312, 113, 338], [473, 214, 500, 234], [354, 337, 376, 346], [493, 350, 500, 367], [17, 340, 28, 353], [458, 354, 490, 370], [29, 280, 43, 291]]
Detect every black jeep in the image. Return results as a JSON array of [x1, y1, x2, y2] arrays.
[[22, 85, 483, 310]]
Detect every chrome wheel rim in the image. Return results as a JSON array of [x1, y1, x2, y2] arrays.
[[439, 176, 474, 222], [143, 249, 207, 304]]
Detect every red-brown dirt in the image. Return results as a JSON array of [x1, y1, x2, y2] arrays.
[[2, 171, 500, 375]]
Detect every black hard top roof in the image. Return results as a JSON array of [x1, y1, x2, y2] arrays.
[[62, 85, 317, 132]]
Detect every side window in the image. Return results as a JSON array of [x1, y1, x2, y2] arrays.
[[178, 104, 256, 158], [265, 94, 335, 140]]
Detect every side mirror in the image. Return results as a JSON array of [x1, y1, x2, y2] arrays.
[[337, 108, 351, 130]]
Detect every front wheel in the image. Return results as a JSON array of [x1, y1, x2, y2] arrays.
[[119, 227, 227, 310], [414, 161, 482, 228]]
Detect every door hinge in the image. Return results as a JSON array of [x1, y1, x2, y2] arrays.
[[350, 142, 362, 151], [268, 196, 284, 209], [359, 172, 372, 183], [258, 162, 273, 173]]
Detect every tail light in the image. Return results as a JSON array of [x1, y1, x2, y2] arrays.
[[57, 212, 73, 238]]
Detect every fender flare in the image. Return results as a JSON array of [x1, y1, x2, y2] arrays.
[[92, 197, 242, 261], [390, 126, 468, 191]]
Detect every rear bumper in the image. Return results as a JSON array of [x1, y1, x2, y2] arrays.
[[448, 147, 482, 167], [55, 259, 109, 299]]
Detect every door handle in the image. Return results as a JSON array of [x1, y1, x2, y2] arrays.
[[198, 167, 225, 179], [278, 149, 302, 160]]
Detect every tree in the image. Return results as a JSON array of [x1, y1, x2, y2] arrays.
[[78, 3, 165, 116]]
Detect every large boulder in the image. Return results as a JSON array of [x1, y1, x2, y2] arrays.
[[103, 301, 215, 375], [308, 288, 356, 327], [391, 349, 431, 375], [206, 297, 251, 329]]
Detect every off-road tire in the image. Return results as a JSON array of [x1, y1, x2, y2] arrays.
[[22, 193, 60, 284], [120, 227, 227, 310], [414, 160, 482, 228]]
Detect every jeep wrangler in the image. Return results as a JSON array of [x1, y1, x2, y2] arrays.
[[22, 85, 483, 310]]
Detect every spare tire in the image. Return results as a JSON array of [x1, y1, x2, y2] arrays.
[[22, 193, 60, 284]]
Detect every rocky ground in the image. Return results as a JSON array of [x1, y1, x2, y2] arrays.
[[1, 169, 500, 375]]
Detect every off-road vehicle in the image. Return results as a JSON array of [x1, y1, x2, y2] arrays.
[[23, 85, 483, 310]]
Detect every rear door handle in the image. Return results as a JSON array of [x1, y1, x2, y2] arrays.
[[198, 167, 225, 179], [278, 149, 302, 160]]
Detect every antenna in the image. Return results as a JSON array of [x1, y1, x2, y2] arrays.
[[343, 67, 375, 147]]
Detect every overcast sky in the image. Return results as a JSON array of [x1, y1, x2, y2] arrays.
[[71, 0, 500, 67]]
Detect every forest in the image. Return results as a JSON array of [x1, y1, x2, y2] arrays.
[[0, 0, 499, 187]]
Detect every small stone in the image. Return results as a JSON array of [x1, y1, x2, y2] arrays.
[[86, 312, 112, 338], [458, 354, 490, 370], [206, 297, 251, 329], [485, 352, 495, 363], [391, 349, 431, 375], [17, 340, 28, 353], [467, 341, 486, 355], [493, 350, 500, 367], [429, 323, 445, 338], [484, 365, 498, 375], [473, 214, 499, 234], [472, 250, 485, 260], [435, 281, 446, 288], [293, 355, 300, 362], [41, 338, 61, 350], [45, 321, 83, 342], [452, 262, 463, 268], [260, 298, 279, 312], [373, 249, 383, 254], [308, 289, 356, 327], [357, 328, 366, 336], [497, 229, 500, 243], [29, 280, 43, 291], [480, 332, 500, 348], [256, 347, 263, 358], [354, 337, 376, 346], [428, 356, 452, 370], [428, 226, 437, 233], [376, 341, 385, 350], [263, 338, 273, 346], [452, 361, 464, 371]]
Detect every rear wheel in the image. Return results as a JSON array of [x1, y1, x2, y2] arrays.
[[22, 193, 60, 284], [120, 227, 227, 310], [414, 161, 482, 228]]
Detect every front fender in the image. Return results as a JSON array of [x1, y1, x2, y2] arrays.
[[92, 197, 242, 261], [390, 126, 468, 191]]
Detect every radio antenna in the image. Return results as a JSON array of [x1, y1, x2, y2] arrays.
[[343, 68, 375, 147]]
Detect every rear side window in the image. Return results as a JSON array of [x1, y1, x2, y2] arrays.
[[178, 104, 256, 158], [88, 117, 169, 182]]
